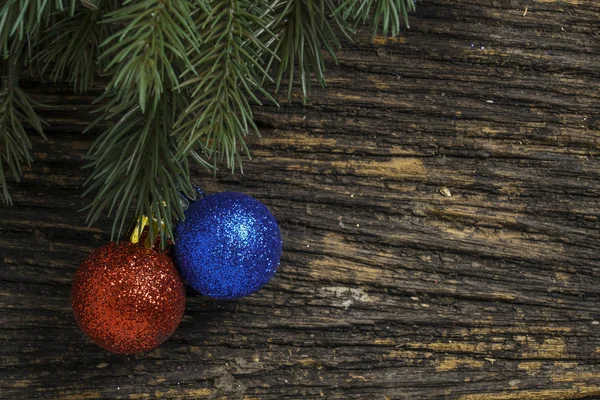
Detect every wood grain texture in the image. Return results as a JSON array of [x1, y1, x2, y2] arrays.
[[2, 0, 600, 399]]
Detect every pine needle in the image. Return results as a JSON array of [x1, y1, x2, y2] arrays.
[[334, 0, 415, 39], [267, 0, 351, 103], [83, 92, 196, 246], [0, 0, 77, 56], [175, 0, 277, 171], [34, 1, 111, 92], [0, 85, 47, 205], [98, 0, 200, 113]]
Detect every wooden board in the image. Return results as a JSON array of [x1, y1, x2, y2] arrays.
[[2, 0, 600, 398]]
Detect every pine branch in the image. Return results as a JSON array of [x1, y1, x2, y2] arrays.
[[34, 1, 112, 92], [80, 0, 210, 244], [175, 0, 277, 170], [0, 0, 417, 242], [98, 0, 201, 113], [334, 0, 415, 38], [0, 56, 47, 205], [83, 91, 198, 245], [267, 0, 351, 103], [0, 0, 77, 57]]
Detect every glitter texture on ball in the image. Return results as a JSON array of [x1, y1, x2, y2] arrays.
[[174, 192, 282, 300], [71, 241, 186, 354]]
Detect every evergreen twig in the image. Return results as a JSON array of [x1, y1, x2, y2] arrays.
[[0, 0, 77, 56], [0, 0, 416, 242], [35, 1, 113, 92], [175, 0, 278, 170], [334, 0, 415, 39], [0, 55, 47, 204], [269, 0, 351, 103], [83, 91, 196, 244], [82, 0, 205, 244], [98, 0, 201, 113]]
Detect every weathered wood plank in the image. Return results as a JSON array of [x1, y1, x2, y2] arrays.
[[2, 0, 600, 399]]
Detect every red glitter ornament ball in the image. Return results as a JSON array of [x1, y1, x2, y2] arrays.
[[71, 241, 186, 354]]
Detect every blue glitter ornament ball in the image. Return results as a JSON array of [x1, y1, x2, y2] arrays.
[[174, 192, 282, 299]]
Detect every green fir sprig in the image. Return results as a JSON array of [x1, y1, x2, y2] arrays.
[[175, 0, 278, 170], [35, 1, 113, 92], [83, 91, 195, 242], [334, 0, 416, 38], [0, 0, 415, 244], [98, 0, 201, 112], [0, 0, 77, 56], [269, 0, 351, 102], [83, 0, 202, 242], [0, 79, 47, 205]]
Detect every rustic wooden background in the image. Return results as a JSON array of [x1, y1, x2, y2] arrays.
[[2, 0, 600, 398]]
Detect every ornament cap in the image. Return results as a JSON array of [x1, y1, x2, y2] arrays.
[[130, 200, 169, 249], [130, 215, 163, 249], [192, 184, 206, 196]]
